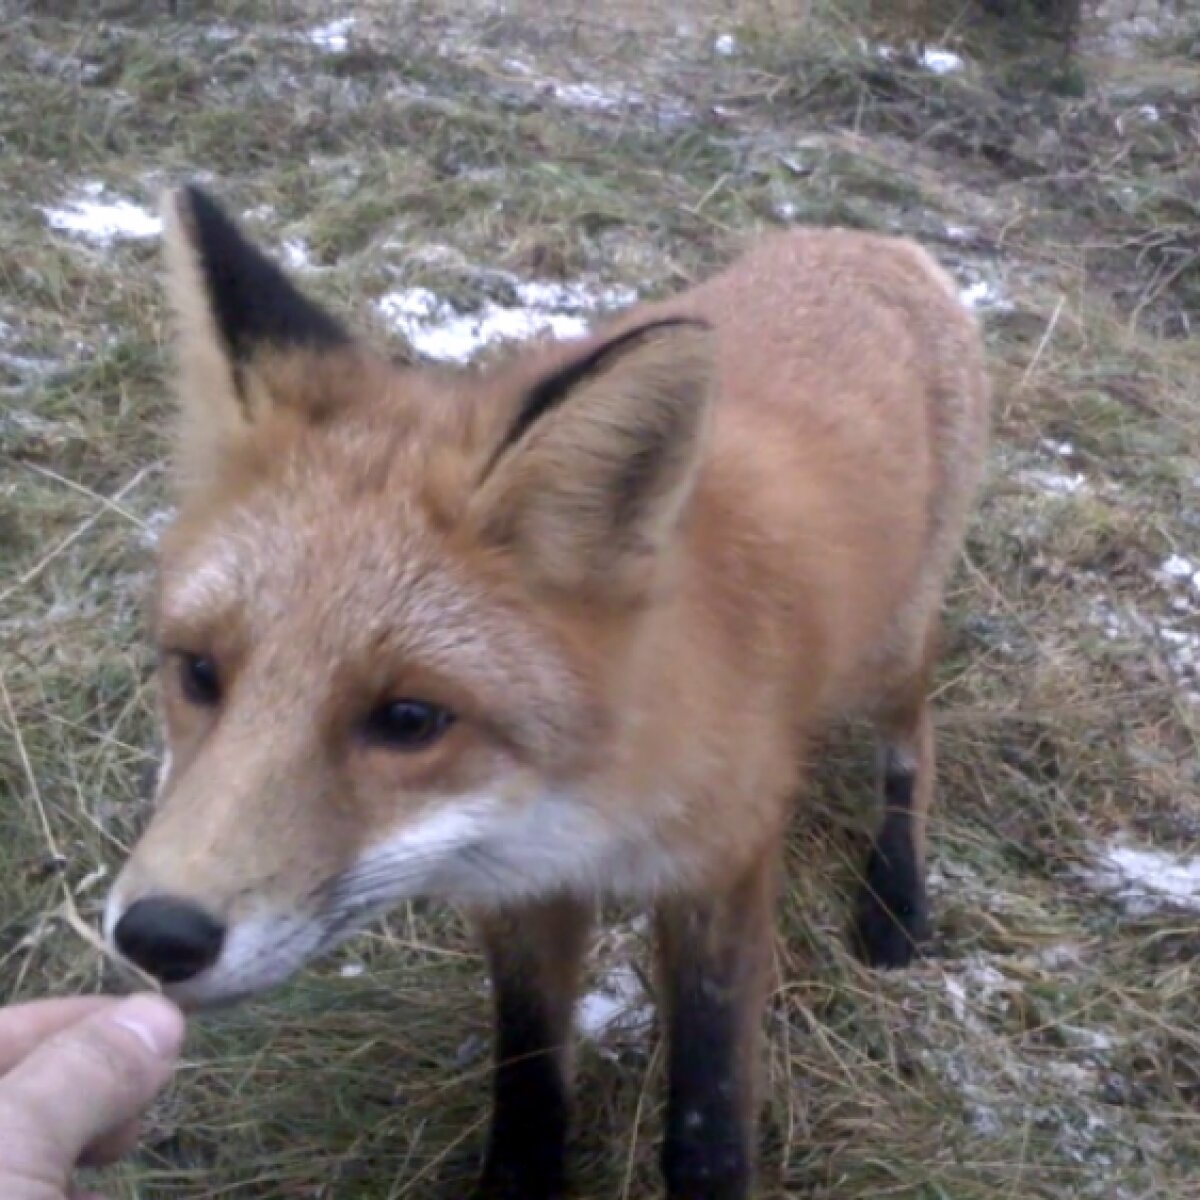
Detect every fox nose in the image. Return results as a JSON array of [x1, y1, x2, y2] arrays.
[[113, 897, 226, 984]]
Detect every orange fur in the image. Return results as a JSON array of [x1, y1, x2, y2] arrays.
[[107, 190, 989, 1199]]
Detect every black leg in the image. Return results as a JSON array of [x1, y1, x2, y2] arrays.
[[855, 744, 931, 969], [656, 854, 776, 1200], [661, 976, 751, 1200], [479, 988, 570, 1198], [473, 896, 591, 1200]]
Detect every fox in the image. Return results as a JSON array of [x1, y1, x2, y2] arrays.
[[104, 185, 989, 1200]]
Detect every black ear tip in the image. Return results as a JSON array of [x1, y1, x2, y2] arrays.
[[180, 183, 223, 216], [171, 184, 238, 243], [165, 181, 350, 363]]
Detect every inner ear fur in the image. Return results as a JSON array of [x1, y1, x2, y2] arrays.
[[470, 318, 716, 599]]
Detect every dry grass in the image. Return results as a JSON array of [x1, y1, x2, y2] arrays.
[[2, 0, 1199, 1196]]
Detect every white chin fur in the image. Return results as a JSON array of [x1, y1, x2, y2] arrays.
[[155, 745, 174, 798], [102, 886, 124, 946], [161, 912, 328, 1011], [338, 788, 685, 911], [108, 789, 683, 1009]]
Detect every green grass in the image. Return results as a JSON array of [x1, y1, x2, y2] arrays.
[[2, 0, 1199, 1196]]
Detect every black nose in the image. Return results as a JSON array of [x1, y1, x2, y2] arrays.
[[113, 897, 225, 984]]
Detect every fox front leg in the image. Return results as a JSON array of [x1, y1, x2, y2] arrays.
[[655, 850, 777, 1200], [472, 895, 592, 1200]]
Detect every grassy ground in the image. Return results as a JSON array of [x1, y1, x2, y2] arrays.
[[2, 0, 1199, 1196]]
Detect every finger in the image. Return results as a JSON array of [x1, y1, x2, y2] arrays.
[[78, 1118, 140, 1167], [1, 999, 144, 1174], [0, 996, 120, 1075], [0, 994, 184, 1188]]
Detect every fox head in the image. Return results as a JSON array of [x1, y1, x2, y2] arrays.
[[104, 187, 714, 1008]]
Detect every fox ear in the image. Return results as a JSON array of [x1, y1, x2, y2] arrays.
[[161, 185, 352, 492], [471, 318, 714, 599]]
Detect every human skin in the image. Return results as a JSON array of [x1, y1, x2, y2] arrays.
[[0, 994, 185, 1200]]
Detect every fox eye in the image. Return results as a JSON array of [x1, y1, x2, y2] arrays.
[[363, 700, 455, 751], [177, 653, 221, 707]]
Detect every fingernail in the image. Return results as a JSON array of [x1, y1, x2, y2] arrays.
[[109, 994, 186, 1058]]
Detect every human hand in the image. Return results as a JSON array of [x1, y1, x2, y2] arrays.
[[0, 993, 185, 1199]]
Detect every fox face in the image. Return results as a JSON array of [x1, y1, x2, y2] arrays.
[[105, 188, 713, 1008]]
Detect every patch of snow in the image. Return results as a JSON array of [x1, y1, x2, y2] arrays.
[[714, 33, 737, 57], [0, 407, 70, 439], [1092, 0, 1191, 54], [1063, 1025, 1117, 1053], [551, 81, 629, 112], [1157, 624, 1200, 671], [377, 286, 444, 326], [403, 305, 585, 362], [137, 507, 176, 549], [921, 46, 965, 75], [1091, 599, 1127, 642], [1158, 554, 1200, 595], [204, 23, 238, 43], [964, 1101, 1006, 1136], [306, 18, 354, 53], [1018, 468, 1089, 497], [1138, 103, 1160, 122], [1161, 554, 1197, 579], [281, 238, 314, 271], [514, 279, 635, 312], [778, 153, 811, 177], [1041, 438, 1076, 458], [29, 46, 102, 84], [504, 57, 689, 123], [1089, 597, 1200, 697], [862, 40, 965, 75], [376, 276, 636, 365], [43, 182, 161, 245], [339, 962, 366, 978], [1084, 838, 1200, 915], [958, 278, 1012, 313], [0, 353, 57, 388], [774, 200, 799, 221], [577, 961, 650, 1043], [943, 974, 971, 1024], [943, 958, 1009, 1026], [918, 954, 1121, 1164], [407, 243, 471, 268], [1031, 942, 1086, 971]]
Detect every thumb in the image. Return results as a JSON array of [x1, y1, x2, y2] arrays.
[[0, 994, 184, 1191]]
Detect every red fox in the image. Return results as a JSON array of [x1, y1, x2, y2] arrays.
[[105, 186, 989, 1199]]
